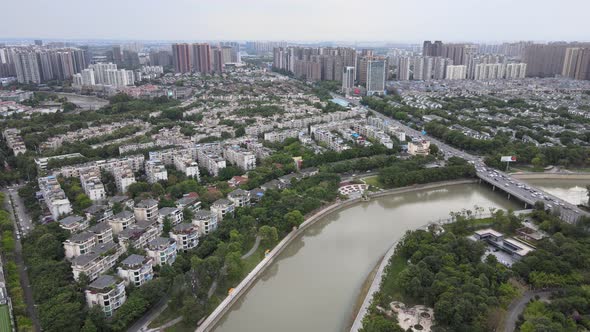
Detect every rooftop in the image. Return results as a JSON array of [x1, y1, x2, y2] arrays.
[[88, 274, 118, 291]]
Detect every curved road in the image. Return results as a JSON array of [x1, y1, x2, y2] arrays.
[[241, 236, 261, 259], [504, 290, 552, 332]]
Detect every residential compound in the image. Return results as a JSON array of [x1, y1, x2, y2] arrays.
[[79, 168, 106, 201], [85, 275, 127, 317], [38, 175, 72, 220], [2, 46, 87, 84], [2, 128, 26, 155], [388, 78, 590, 147]]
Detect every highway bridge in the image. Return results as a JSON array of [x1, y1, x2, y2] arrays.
[[333, 93, 589, 223]]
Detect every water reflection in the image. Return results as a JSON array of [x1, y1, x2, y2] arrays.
[[213, 184, 520, 332]]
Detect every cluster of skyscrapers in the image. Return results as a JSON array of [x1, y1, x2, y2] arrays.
[[0, 46, 87, 84], [272, 47, 387, 96], [171, 43, 239, 74], [72, 63, 138, 88]]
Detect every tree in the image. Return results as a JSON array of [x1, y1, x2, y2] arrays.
[[80, 317, 97, 332], [284, 210, 304, 229], [162, 217, 172, 235], [259, 225, 278, 247], [359, 315, 403, 332], [224, 251, 244, 282], [152, 183, 165, 196]]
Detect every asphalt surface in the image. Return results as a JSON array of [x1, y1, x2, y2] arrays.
[[5, 185, 35, 236], [334, 93, 588, 223], [504, 290, 552, 332]]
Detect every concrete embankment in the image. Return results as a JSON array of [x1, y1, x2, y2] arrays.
[[196, 179, 478, 332], [512, 172, 590, 180]]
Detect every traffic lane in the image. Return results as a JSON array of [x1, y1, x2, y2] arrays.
[[340, 93, 584, 218], [5, 186, 33, 235]]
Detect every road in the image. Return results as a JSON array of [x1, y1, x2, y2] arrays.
[[334, 93, 589, 223], [1, 188, 40, 331], [4, 186, 35, 236], [504, 290, 552, 332], [127, 296, 170, 332], [241, 236, 261, 259]]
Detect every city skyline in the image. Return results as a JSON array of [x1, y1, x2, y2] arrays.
[[3, 0, 590, 43]]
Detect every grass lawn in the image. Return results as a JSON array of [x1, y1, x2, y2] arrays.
[[363, 176, 383, 189], [242, 245, 268, 273], [148, 305, 178, 329], [0, 305, 12, 332], [376, 254, 410, 307]]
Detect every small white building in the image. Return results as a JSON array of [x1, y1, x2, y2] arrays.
[[63, 231, 97, 259], [175, 196, 201, 213], [169, 223, 199, 252], [227, 189, 251, 208], [158, 207, 183, 226], [145, 160, 168, 184], [117, 254, 153, 287], [134, 199, 159, 222], [174, 155, 200, 180], [146, 237, 177, 266], [58, 215, 89, 233], [108, 211, 135, 235], [192, 210, 218, 235], [407, 140, 430, 156], [85, 275, 126, 317], [211, 198, 235, 221]]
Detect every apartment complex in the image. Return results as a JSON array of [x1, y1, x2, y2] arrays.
[[169, 223, 200, 252], [117, 254, 153, 287], [38, 176, 73, 220], [85, 275, 127, 317]]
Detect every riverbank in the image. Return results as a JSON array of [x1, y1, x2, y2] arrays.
[[196, 179, 478, 332], [512, 172, 590, 180]]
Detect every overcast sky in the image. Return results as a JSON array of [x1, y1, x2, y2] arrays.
[[3, 0, 590, 42]]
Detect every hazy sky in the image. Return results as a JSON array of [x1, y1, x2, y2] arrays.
[[4, 0, 590, 42]]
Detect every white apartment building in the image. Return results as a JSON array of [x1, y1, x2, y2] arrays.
[[173, 155, 200, 180], [58, 215, 89, 233], [112, 166, 136, 194], [89, 63, 117, 85], [134, 199, 159, 222], [63, 231, 97, 258], [407, 140, 431, 156], [52, 154, 145, 179], [211, 198, 235, 221], [145, 160, 168, 183], [108, 211, 135, 235], [79, 168, 106, 201], [445, 65, 467, 80], [146, 237, 177, 266], [192, 210, 218, 235], [227, 189, 251, 208], [117, 254, 153, 287], [117, 220, 161, 250], [505, 63, 527, 79], [367, 117, 406, 142], [38, 176, 73, 220], [149, 148, 198, 166], [158, 207, 183, 226], [2, 128, 27, 156], [263, 129, 300, 143], [71, 242, 124, 281], [175, 196, 201, 213], [224, 146, 256, 171], [169, 223, 199, 252], [85, 275, 126, 317], [196, 143, 227, 176]]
